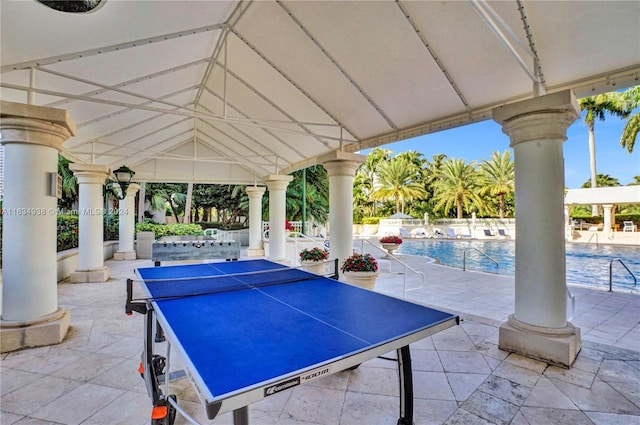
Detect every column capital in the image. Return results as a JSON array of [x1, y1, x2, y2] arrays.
[[320, 151, 366, 177], [246, 185, 266, 198], [265, 175, 293, 192], [70, 163, 111, 185], [1, 101, 76, 151], [492, 90, 580, 146]]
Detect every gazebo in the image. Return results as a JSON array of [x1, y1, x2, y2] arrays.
[[565, 186, 640, 244], [1, 1, 639, 366]]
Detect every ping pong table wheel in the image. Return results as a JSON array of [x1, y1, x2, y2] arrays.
[[151, 395, 177, 425]]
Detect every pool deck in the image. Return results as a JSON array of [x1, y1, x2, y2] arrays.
[[1, 253, 639, 425]]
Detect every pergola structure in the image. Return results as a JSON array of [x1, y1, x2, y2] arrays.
[[1, 1, 639, 365], [565, 186, 640, 235]]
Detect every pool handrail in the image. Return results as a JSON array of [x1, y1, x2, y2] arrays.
[[357, 238, 426, 298], [608, 258, 637, 292], [462, 247, 499, 271], [586, 232, 598, 247]]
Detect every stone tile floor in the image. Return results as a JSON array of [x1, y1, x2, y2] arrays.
[[1, 254, 639, 425]]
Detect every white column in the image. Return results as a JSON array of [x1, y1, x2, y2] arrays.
[[493, 90, 581, 367], [246, 186, 266, 257], [602, 204, 614, 237], [138, 182, 146, 224], [114, 183, 140, 260], [265, 175, 292, 262], [69, 164, 111, 283], [0, 101, 74, 352], [320, 152, 366, 277]]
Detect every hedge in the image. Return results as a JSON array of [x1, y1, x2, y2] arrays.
[[135, 223, 204, 239]]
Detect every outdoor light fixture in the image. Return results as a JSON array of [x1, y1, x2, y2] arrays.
[[112, 165, 135, 200]]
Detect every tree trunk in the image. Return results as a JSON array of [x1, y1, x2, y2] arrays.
[[499, 192, 505, 219], [587, 121, 599, 216], [183, 182, 193, 223]]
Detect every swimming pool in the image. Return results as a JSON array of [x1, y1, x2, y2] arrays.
[[397, 239, 640, 292]]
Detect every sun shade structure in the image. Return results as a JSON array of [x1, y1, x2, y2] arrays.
[[1, 0, 639, 184]]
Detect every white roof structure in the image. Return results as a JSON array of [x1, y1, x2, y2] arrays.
[[2, 1, 639, 184], [565, 186, 640, 205]]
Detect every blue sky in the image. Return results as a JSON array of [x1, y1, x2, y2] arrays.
[[370, 112, 639, 189]]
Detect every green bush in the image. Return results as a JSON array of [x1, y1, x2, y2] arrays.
[[135, 223, 204, 239], [361, 217, 382, 225], [57, 214, 79, 251], [571, 213, 640, 224], [195, 221, 248, 231]]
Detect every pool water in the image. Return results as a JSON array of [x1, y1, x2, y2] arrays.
[[397, 239, 640, 292]]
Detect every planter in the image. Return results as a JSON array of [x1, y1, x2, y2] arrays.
[[342, 271, 379, 290], [381, 243, 399, 256], [300, 260, 325, 275]]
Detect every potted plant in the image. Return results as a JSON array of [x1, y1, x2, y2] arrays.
[[379, 235, 402, 256], [340, 253, 379, 289], [299, 247, 329, 274]]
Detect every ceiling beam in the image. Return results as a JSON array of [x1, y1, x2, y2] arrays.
[[1, 23, 226, 73]]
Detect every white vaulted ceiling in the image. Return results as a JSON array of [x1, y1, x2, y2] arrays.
[[2, 0, 639, 183]]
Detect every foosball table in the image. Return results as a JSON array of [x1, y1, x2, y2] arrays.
[[151, 235, 240, 266]]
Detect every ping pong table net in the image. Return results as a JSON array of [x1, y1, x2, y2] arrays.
[[126, 265, 336, 314]]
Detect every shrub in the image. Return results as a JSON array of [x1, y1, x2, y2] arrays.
[[135, 223, 203, 239], [57, 215, 79, 251]]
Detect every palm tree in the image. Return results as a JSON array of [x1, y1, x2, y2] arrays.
[[355, 148, 392, 217], [145, 183, 186, 223], [581, 174, 621, 188], [369, 156, 427, 214], [620, 86, 640, 153], [578, 91, 631, 215], [478, 150, 515, 219], [431, 158, 486, 219], [57, 155, 78, 211]]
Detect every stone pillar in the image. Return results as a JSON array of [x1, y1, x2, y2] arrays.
[[246, 186, 266, 257], [320, 151, 366, 278], [0, 101, 75, 352], [114, 183, 140, 260], [493, 90, 581, 367], [69, 164, 111, 283], [265, 175, 293, 262], [602, 204, 613, 237]]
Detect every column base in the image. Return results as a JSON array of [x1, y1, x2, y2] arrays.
[[246, 248, 265, 257], [70, 266, 110, 283], [113, 250, 137, 261], [499, 314, 581, 368], [0, 308, 71, 353]]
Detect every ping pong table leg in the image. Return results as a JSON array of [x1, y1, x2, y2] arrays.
[[396, 345, 414, 425], [233, 407, 249, 425]]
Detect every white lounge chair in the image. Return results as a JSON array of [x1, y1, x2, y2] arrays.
[[622, 221, 637, 232]]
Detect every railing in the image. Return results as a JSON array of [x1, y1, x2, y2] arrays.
[[287, 232, 328, 265], [262, 221, 316, 239], [566, 288, 575, 321], [357, 238, 426, 298], [609, 258, 637, 292], [203, 228, 235, 240], [462, 248, 499, 271], [585, 232, 598, 247]]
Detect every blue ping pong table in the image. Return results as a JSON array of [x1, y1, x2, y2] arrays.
[[126, 259, 459, 425]]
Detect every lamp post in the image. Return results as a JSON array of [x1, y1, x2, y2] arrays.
[[111, 165, 139, 261], [112, 165, 135, 199]]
